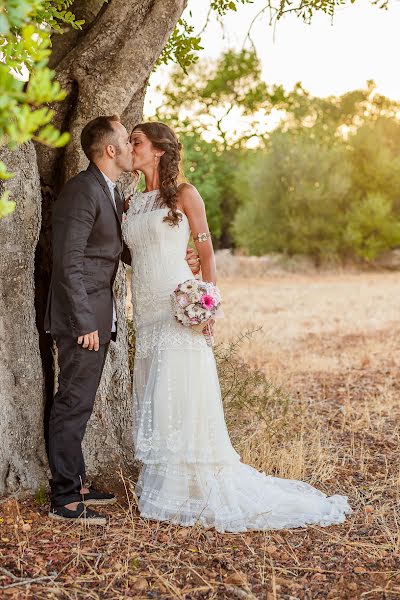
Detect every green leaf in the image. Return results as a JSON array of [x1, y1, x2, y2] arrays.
[[0, 161, 15, 180], [0, 191, 16, 218], [0, 13, 10, 34]]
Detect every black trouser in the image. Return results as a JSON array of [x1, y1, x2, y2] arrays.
[[48, 336, 109, 507]]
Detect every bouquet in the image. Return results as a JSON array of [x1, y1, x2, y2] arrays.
[[171, 279, 222, 346]]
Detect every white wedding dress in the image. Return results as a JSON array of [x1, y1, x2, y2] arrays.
[[122, 190, 351, 532]]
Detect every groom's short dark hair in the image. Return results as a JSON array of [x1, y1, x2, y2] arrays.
[[81, 115, 121, 161]]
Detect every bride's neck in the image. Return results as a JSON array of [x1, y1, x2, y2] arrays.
[[142, 168, 160, 192]]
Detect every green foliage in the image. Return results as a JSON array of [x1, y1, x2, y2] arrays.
[[279, 81, 399, 141], [282, 0, 347, 22], [155, 18, 203, 74], [344, 193, 400, 260], [210, 0, 253, 15], [0, 0, 84, 215], [157, 0, 253, 71], [180, 131, 223, 239], [153, 49, 276, 245], [348, 115, 400, 205], [34, 484, 48, 506], [0, 0, 250, 217], [232, 94, 400, 262], [0, 191, 16, 218], [275, 0, 387, 23], [233, 131, 352, 259], [177, 127, 253, 247], [35, 0, 84, 31], [155, 33, 400, 263], [156, 48, 279, 148]]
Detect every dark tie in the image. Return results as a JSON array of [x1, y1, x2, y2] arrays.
[[114, 186, 124, 222]]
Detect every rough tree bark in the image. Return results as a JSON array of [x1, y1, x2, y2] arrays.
[[0, 0, 187, 495], [0, 144, 48, 494]]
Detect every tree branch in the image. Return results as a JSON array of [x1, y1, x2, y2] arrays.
[[36, 0, 187, 184], [0, 567, 57, 590]]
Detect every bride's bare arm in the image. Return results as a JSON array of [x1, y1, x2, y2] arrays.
[[179, 184, 216, 285]]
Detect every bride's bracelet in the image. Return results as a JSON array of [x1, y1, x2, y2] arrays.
[[194, 232, 211, 243]]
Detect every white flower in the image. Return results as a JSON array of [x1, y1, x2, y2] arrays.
[[175, 306, 190, 325], [180, 280, 197, 294], [189, 291, 201, 303], [186, 303, 200, 318]]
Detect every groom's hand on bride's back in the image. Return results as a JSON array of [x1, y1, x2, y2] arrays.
[[77, 330, 99, 351], [186, 247, 200, 275]]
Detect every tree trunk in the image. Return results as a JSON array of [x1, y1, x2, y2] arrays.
[[0, 144, 48, 494], [0, 0, 186, 495]]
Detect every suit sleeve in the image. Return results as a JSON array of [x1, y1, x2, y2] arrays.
[[52, 183, 98, 336]]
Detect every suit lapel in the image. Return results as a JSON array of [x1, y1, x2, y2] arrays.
[[87, 162, 119, 220]]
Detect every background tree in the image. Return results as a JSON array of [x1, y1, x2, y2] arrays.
[[232, 88, 400, 262], [153, 52, 400, 259], [153, 48, 279, 246], [232, 129, 352, 261], [155, 48, 282, 147]]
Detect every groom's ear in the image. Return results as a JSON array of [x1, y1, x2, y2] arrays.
[[105, 143, 117, 159]]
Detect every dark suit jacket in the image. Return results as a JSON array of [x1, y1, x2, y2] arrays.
[[44, 162, 131, 344]]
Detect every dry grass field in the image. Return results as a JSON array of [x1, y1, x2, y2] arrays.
[[218, 272, 399, 380], [1, 271, 400, 599]]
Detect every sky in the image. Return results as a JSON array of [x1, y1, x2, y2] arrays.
[[144, 0, 400, 118]]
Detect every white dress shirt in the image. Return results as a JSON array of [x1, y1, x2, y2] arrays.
[[100, 170, 118, 334]]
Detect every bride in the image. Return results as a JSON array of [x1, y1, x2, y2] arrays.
[[122, 121, 351, 532]]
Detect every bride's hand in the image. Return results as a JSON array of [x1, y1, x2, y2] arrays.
[[124, 195, 132, 212], [132, 170, 140, 189], [186, 247, 200, 275], [202, 318, 215, 336]]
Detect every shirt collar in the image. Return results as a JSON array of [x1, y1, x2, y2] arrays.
[[99, 169, 116, 190]]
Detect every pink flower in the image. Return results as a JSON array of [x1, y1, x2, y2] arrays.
[[200, 294, 215, 310], [122, 213, 128, 223]]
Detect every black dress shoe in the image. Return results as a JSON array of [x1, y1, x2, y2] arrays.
[[81, 487, 117, 506], [48, 502, 107, 525]]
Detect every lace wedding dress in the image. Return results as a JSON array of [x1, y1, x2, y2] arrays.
[[122, 190, 351, 532]]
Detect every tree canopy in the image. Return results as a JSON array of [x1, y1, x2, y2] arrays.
[[151, 46, 400, 261], [232, 88, 400, 261], [0, 0, 391, 219]]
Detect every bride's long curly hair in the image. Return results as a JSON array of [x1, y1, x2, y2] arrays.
[[131, 121, 183, 227]]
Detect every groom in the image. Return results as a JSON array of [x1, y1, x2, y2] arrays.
[[44, 115, 198, 524]]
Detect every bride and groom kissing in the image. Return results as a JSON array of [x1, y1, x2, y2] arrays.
[[45, 115, 351, 530]]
